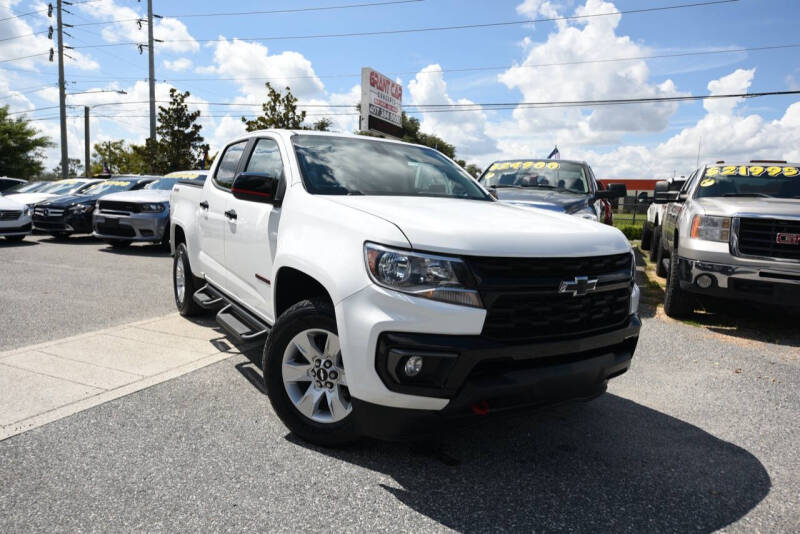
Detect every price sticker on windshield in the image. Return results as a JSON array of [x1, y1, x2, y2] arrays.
[[706, 165, 798, 178], [105, 181, 131, 186]]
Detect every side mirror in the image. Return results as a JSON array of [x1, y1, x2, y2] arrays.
[[653, 180, 673, 204], [596, 183, 626, 199], [231, 172, 279, 204]]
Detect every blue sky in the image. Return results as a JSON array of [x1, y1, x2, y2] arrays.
[[1, 0, 799, 177]]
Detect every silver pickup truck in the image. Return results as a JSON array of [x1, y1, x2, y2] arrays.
[[654, 161, 800, 317]]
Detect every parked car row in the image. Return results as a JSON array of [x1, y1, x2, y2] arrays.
[[644, 160, 800, 317], [0, 171, 207, 244]]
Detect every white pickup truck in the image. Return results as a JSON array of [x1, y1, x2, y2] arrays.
[[170, 130, 641, 446]]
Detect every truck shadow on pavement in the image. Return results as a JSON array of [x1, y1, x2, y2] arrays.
[[98, 244, 172, 258], [290, 395, 770, 533]]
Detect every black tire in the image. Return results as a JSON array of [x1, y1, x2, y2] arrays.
[[263, 299, 360, 447], [50, 232, 70, 240], [655, 239, 668, 278], [664, 251, 693, 318], [648, 226, 660, 261], [107, 240, 131, 248], [173, 242, 204, 317], [640, 221, 652, 251], [4, 235, 25, 242]]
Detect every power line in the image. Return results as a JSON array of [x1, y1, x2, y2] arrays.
[[0, 7, 47, 23], [0, 52, 50, 64], [10, 90, 800, 117], [69, 0, 424, 27], [69, 0, 739, 48]]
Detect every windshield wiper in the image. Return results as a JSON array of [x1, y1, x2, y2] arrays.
[[722, 193, 772, 198], [521, 184, 556, 189], [490, 184, 524, 189]]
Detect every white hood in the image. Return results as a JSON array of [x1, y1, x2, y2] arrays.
[[6, 193, 56, 206], [326, 196, 630, 257], [0, 195, 26, 210]]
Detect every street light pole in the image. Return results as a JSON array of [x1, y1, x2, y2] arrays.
[[84, 106, 90, 178], [56, 0, 68, 179]]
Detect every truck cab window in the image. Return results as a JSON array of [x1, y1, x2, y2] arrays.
[[214, 141, 248, 189], [246, 138, 284, 178]]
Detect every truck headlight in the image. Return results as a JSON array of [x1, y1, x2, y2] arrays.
[[364, 243, 483, 308], [141, 203, 166, 212], [690, 215, 731, 242]]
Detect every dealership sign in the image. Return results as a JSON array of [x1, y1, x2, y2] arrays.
[[360, 67, 403, 138]]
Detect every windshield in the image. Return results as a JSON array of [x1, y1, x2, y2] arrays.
[[696, 164, 800, 199], [292, 135, 489, 200], [145, 177, 187, 190], [81, 178, 140, 196], [6, 181, 46, 193], [40, 180, 87, 195], [480, 160, 590, 194]]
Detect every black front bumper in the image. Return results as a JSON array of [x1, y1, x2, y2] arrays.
[[33, 212, 92, 234], [356, 316, 640, 440]]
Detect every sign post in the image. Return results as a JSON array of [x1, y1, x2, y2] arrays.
[[360, 67, 403, 139]]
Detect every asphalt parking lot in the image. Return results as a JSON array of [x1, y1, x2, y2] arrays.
[[0, 234, 175, 350], [1, 238, 799, 532]]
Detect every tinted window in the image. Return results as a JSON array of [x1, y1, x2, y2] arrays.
[[214, 141, 247, 189], [246, 138, 284, 178], [145, 177, 186, 190]]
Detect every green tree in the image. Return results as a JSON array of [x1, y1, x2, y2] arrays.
[[0, 105, 52, 179], [91, 140, 146, 175], [243, 83, 332, 132], [52, 158, 84, 177], [455, 159, 482, 178], [137, 88, 207, 174]]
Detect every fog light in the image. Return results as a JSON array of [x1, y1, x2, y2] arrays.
[[404, 356, 423, 377], [696, 274, 714, 289]]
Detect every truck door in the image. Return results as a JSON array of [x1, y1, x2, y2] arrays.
[[223, 136, 284, 322], [198, 140, 248, 287]]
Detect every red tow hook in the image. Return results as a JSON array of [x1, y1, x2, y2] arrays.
[[471, 400, 489, 415]]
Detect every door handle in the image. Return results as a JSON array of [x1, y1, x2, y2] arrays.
[[199, 200, 209, 209], [224, 209, 237, 220]]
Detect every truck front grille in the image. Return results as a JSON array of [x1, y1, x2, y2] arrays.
[[737, 217, 800, 261], [0, 210, 21, 221], [98, 201, 140, 214], [464, 253, 633, 341]]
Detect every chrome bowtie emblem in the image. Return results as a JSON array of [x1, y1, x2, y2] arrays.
[[559, 276, 598, 297]]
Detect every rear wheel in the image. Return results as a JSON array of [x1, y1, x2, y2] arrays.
[[640, 221, 652, 251], [173, 242, 203, 317], [655, 240, 668, 278], [263, 299, 359, 447], [648, 226, 660, 261], [664, 251, 693, 318]]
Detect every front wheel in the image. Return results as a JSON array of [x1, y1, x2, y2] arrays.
[[664, 253, 693, 318], [263, 299, 360, 447], [648, 226, 660, 261], [655, 239, 668, 278], [173, 242, 203, 317]]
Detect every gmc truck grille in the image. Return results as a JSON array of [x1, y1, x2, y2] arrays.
[[98, 201, 141, 213], [0, 210, 21, 221], [737, 217, 800, 261], [465, 253, 633, 341]]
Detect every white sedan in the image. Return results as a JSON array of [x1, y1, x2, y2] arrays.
[[0, 194, 32, 242]]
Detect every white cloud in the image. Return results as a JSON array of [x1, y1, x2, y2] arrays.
[[200, 38, 325, 102], [704, 68, 754, 114], [408, 65, 497, 157], [163, 58, 193, 72], [76, 0, 198, 54]]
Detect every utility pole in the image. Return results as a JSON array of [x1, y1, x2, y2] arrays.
[[56, 0, 68, 179], [84, 106, 90, 178], [147, 0, 156, 143]]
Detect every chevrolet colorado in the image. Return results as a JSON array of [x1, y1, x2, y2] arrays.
[[170, 130, 641, 446]]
